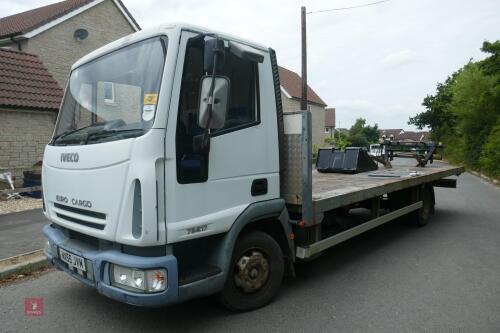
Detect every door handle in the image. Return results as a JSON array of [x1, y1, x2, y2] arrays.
[[251, 178, 268, 196]]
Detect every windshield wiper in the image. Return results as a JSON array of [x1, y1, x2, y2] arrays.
[[52, 121, 110, 144], [85, 128, 145, 143]]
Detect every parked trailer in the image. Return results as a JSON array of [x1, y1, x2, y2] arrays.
[[41, 23, 463, 312]]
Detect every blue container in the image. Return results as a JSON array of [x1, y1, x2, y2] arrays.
[[22, 178, 42, 198]]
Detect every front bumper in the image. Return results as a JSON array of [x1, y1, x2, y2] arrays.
[[43, 224, 178, 307]]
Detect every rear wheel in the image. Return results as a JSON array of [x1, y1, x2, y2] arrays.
[[412, 185, 434, 227], [388, 185, 435, 226], [218, 231, 284, 312]]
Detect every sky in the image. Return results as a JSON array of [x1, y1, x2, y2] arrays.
[[1, 0, 499, 130]]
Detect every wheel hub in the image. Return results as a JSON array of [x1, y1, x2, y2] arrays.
[[234, 250, 269, 293]]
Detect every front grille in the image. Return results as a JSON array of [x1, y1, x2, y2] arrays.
[[53, 203, 106, 230], [54, 203, 106, 219], [55, 213, 105, 230]]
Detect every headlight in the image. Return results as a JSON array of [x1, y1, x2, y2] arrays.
[[110, 264, 167, 293]]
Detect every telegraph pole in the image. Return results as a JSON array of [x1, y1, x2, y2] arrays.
[[300, 1, 390, 112], [300, 6, 308, 111]]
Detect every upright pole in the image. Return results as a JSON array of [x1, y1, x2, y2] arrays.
[[301, 6, 308, 111]]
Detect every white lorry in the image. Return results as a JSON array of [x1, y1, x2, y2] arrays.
[[42, 23, 463, 311]]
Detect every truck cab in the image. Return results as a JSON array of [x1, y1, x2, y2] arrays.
[[43, 23, 290, 311]]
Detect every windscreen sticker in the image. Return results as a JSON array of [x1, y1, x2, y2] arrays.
[[142, 104, 156, 121], [144, 93, 158, 105]]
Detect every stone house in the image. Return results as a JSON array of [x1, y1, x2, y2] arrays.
[[0, 49, 62, 179], [0, 0, 139, 177], [0, 0, 140, 87], [278, 66, 330, 147]]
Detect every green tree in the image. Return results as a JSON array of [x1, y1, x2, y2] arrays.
[[449, 63, 499, 166], [408, 72, 459, 142], [479, 40, 500, 76], [347, 118, 379, 148], [348, 133, 369, 148], [479, 124, 500, 178], [324, 131, 350, 149], [408, 39, 500, 178]]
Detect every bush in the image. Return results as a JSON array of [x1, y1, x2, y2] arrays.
[[479, 124, 500, 178], [324, 135, 350, 149]]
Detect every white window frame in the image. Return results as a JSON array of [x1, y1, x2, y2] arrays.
[[103, 82, 115, 104]]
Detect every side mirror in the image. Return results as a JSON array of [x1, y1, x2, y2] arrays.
[[198, 76, 230, 129]]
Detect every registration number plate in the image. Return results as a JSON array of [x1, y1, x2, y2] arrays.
[[59, 248, 86, 272]]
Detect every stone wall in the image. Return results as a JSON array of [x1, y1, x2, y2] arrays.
[[21, 0, 136, 88], [280, 92, 326, 147], [0, 109, 56, 179]]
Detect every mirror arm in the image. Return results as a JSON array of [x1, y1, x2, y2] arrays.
[[202, 40, 223, 150]]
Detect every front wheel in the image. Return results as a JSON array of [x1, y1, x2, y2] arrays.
[[218, 231, 284, 312]]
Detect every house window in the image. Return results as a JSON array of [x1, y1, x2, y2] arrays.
[[103, 82, 115, 104], [325, 127, 330, 133]]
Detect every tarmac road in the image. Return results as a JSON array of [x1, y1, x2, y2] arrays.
[[0, 172, 499, 332], [0, 209, 47, 259]]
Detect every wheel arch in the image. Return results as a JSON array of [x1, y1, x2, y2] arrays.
[[214, 199, 294, 278]]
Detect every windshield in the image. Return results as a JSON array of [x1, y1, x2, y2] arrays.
[[52, 37, 167, 146]]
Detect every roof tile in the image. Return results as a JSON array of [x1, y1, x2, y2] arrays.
[[278, 66, 326, 106], [0, 48, 63, 110], [0, 0, 93, 38], [0, 0, 140, 38]]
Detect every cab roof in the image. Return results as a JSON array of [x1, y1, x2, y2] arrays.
[[72, 22, 269, 70]]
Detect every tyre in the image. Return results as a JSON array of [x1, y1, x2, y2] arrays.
[[388, 186, 434, 226], [429, 186, 436, 215], [412, 185, 434, 227], [218, 231, 284, 312]]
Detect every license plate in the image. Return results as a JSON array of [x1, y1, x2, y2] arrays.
[[59, 248, 86, 272]]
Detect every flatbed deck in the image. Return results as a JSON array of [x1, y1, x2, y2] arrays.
[[293, 162, 464, 259], [311, 163, 464, 213]]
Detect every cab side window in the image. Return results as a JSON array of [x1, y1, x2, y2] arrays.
[[214, 50, 259, 133], [176, 36, 260, 184]]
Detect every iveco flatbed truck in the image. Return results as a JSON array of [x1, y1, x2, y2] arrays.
[[42, 23, 463, 311]]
